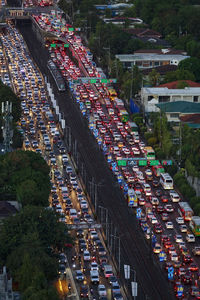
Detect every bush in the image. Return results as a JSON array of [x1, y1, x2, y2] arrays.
[[147, 137, 157, 146], [194, 203, 200, 216], [190, 196, 200, 208], [144, 132, 154, 141], [155, 148, 165, 159], [133, 116, 143, 126], [166, 165, 178, 177]]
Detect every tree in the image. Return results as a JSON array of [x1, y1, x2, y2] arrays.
[[176, 80, 189, 89], [178, 57, 200, 81], [148, 69, 160, 86]]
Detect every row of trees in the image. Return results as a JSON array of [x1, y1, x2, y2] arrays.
[[0, 151, 72, 299]]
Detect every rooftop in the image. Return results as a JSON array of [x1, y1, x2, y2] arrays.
[[125, 28, 162, 38], [142, 86, 200, 95], [156, 101, 200, 113], [158, 80, 200, 89], [0, 201, 18, 217], [115, 53, 189, 62], [142, 65, 177, 76]]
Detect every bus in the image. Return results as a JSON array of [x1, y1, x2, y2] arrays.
[[144, 146, 155, 160], [128, 189, 138, 207], [160, 173, 173, 189], [128, 121, 138, 134], [190, 216, 200, 236], [108, 88, 117, 101], [152, 165, 165, 177], [118, 109, 129, 123], [179, 202, 194, 221]]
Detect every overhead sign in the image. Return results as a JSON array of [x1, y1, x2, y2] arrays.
[[131, 282, 138, 297], [124, 264, 130, 280], [117, 160, 127, 166], [71, 78, 117, 84], [136, 208, 142, 219], [66, 223, 101, 229], [162, 160, 172, 166]]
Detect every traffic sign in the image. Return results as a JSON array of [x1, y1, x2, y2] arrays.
[[67, 223, 102, 229], [168, 266, 174, 280], [162, 160, 172, 166], [136, 208, 142, 219], [139, 160, 147, 166], [159, 251, 166, 262], [117, 159, 127, 166], [149, 160, 159, 166], [177, 285, 183, 297]]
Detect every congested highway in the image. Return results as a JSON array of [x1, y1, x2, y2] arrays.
[[0, 24, 125, 300], [18, 11, 200, 300]]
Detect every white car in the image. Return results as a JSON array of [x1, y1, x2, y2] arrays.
[[151, 216, 158, 224], [170, 192, 180, 202], [170, 252, 179, 262], [166, 221, 173, 229], [90, 230, 98, 239], [151, 197, 159, 206], [83, 250, 91, 261], [186, 233, 195, 242], [180, 224, 187, 233], [176, 217, 184, 224], [175, 234, 183, 243], [98, 284, 107, 297], [80, 200, 88, 209], [90, 262, 99, 271]]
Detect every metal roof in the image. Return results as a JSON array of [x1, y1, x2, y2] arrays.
[[115, 53, 189, 62], [156, 101, 200, 113], [142, 87, 200, 95]]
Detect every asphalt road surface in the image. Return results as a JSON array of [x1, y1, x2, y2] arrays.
[[18, 21, 176, 300]]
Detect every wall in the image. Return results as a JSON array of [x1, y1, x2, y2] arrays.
[[187, 174, 200, 197]]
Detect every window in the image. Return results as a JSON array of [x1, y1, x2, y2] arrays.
[[194, 96, 198, 103], [124, 62, 131, 68], [170, 113, 179, 118], [159, 96, 170, 103]]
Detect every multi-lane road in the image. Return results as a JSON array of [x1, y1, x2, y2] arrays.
[[17, 22, 177, 300]]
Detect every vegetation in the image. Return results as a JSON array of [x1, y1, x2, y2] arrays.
[[0, 150, 72, 298], [0, 150, 51, 205]]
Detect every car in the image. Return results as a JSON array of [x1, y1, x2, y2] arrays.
[[154, 224, 162, 233], [90, 262, 99, 271], [164, 204, 174, 213], [113, 293, 123, 300], [79, 240, 87, 252], [183, 254, 193, 264], [80, 285, 89, 298], [188, 263, 199, 272], [192, 247, 200, 256], [153, 243, 162, 254], [176, 217, 184, 224], [170, 191, 180, 202], [112, 282, 121, 295], [98, 284, 107, 297], [161, 195, 169, 203], [190, 286, 200, 298], [186, 233, 195, 242], [58, 263, 66, 275], [166, 221, 174, 229], [180, 224, 187, 233], [75, 270, 84, 281], [83, 250, 91, 261], [59, 253, 67, 264], [174, 234, 183, 244], [161, 213, 169, 221]]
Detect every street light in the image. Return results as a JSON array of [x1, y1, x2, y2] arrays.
[[103, 46, 111, 74], [66, 126, 71, 152]]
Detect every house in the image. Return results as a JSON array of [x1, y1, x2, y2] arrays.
[[0, 201, 19, 223], [115, 48, 189, 69], [124, 27, 170, 46], [141, 65, 178, 81], [141, 80, 200, 113], [0, 266, 20, 300], [156, 101, 200, 126]]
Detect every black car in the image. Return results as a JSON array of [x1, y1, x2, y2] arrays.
[[80, 285, 89, 298]]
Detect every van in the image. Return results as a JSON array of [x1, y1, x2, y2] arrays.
[[90, 270, 99, 284], [69, 208, 77, 219]]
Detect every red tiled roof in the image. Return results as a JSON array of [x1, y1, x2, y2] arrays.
[[125, 28, 162, 38], [179, 114, 200, 124], [158, 80, 200, 89]]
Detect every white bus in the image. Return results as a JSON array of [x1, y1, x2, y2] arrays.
[[160, 173, 173, 190]]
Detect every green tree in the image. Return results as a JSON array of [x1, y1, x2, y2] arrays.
[[176, 80, 189, 89], [148, 69, 160, 86], [178, 57, 200, 81]]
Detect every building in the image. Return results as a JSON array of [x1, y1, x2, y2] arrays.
[[156, 101, 200, 125], [0, 201, 19, 223], [0, 266, 20, 300], [141, 65, 178, 81], [141, 81, 200, 114], [115, 49, 189, 70]]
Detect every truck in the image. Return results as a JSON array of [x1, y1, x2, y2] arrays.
[[128, 121, 138, 134], [128, 189, 138, 207], [90, 270, 99, 284]]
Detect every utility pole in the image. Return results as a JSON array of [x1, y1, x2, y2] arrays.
[[1, 102, 13, 153], [179, 121, 182, 168]]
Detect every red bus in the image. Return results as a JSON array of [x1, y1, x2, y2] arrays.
[[178, 202, 194, 221]]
